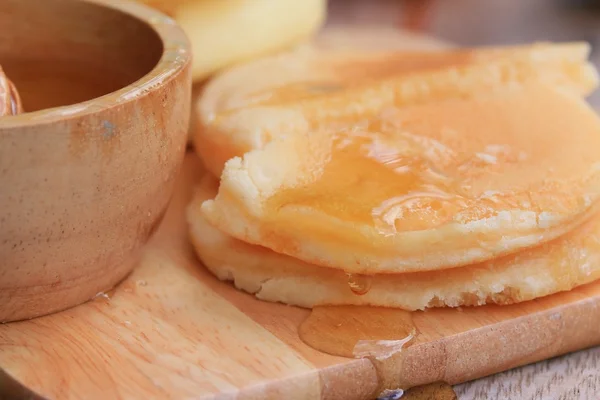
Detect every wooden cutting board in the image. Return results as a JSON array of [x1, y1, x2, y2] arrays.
[[2, 152, 600, 400], [3, 27, 600, 400]]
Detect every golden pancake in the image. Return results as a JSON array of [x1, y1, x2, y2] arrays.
[[202, 84, 600, 273], [195, 42, 598, 177], [190, 176, 600, 310]]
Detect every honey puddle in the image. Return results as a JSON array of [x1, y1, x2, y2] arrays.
[[298, 305, 416, 358], [299, 306, 457, 399]]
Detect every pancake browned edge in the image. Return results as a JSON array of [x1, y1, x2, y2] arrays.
[[188, 176, 600, 311]]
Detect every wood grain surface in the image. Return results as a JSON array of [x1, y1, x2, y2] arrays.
[[455, 347, 600, 400], [2, 153, 600, 400]]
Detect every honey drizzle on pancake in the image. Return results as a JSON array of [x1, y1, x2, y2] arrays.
[[263, 85, 600, 245], [266, 127, 470, 234]]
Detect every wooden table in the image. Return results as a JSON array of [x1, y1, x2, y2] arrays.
[[455, 347, 600, 399]]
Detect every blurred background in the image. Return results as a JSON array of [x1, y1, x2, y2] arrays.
[[328, 0, 600, 107]]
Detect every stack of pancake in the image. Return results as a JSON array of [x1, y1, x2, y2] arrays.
[[187, 41, 600, 311]]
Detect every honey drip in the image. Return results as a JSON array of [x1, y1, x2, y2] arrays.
[[347, 273, 372, 295]]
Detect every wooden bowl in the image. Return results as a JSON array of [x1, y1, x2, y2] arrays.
[[0, 0, 191, 322]]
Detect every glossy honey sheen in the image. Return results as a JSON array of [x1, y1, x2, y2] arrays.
[[265, 84, 600, 239]]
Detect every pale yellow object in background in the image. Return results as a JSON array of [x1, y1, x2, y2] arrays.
[[140, 0, 327, 81]]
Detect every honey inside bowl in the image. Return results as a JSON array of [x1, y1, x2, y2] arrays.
[[0, 0, 191, 322]]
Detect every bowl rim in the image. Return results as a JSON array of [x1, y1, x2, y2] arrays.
[[0, 0, 191, 129]]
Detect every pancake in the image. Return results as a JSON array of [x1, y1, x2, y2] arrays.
[[201, 84, 600, 273], [188, 27, 451, 146], [191, 26, 452, 158], [195, 42, 598, 177], [189, 176, 600, 310]]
